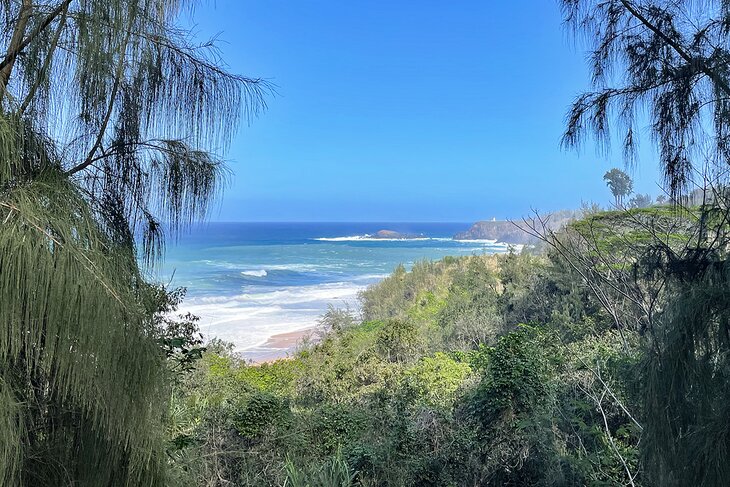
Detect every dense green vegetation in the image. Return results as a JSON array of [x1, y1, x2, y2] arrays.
[[3, 0, 730, 485], [164, 230, 646, 485], [166, 196, 730, 486]]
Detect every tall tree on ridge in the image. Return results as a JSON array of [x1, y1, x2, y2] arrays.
[[0, 0, 269, 484], [603, 167, 633, 206]]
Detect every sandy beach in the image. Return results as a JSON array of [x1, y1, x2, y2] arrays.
[[247, 327, 316, 364]]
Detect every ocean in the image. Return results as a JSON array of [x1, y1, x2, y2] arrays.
[[155, 222, 514, 361]]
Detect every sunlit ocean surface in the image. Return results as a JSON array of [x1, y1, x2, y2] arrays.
[[154, 222, 513, 361]]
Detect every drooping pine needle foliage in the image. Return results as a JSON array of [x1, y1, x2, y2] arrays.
[[561, 0, 730, 197], [0, 0, 268, 484], [561, 1, 730, 485]]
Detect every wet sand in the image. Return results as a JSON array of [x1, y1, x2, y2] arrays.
[[247, 327, 316, 364]]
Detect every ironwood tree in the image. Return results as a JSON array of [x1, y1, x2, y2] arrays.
[[561, 1, 730, 485], [0, 0, 269, 484]]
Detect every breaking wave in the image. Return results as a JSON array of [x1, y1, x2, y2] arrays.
[[241, 269, 268, 277]]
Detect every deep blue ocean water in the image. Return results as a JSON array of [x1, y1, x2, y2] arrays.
[[154, 222, 513, 361]]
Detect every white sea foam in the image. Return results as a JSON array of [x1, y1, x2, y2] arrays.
[[197, 281, 363, 306], [314, 235, 440, 242], [452, 239, 524, 252], [179, 280, 368, 355], [313, 235, 504, 243], [241, 269, 268, 277], [265, 263, 347, 271], [453, 238, 498, 244], [196, 260, 348, 273], [354, 273, 391, 281], [313, 235, 372, 241]]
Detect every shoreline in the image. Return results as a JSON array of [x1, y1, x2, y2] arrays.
[[245, 327, 316, 364], [178, 229, 516, 365]]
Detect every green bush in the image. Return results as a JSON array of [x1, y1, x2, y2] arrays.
[[166, 246, 652, 486]]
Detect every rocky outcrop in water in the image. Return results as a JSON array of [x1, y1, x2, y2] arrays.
[[372, 229, 421, 239]]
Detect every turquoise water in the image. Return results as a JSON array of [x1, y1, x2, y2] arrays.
[[155, 222, 513, 361]]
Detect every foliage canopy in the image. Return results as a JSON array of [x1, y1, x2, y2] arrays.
[[0, 0, 267, 484]]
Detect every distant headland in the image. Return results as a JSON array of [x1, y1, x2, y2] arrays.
[[454, 210, 579, 244]]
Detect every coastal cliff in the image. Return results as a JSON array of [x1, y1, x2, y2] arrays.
[[454, 210, 579, 244], [453, 220, 537, 244]]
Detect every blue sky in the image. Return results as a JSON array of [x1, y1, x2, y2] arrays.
[[189, 1, 663, 222]]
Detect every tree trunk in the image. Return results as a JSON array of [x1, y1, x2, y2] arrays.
[[0, 0, 33, 104]]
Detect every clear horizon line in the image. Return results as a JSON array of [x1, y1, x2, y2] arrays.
[[186, 220, 488, 224]]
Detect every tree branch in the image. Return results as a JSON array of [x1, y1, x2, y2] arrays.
[[0, 0, 33, 103], [18, 2, 70, 114], [620, 0, 730, 97], [66, 26, 133, 177], [0, 0, 73, 77]]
